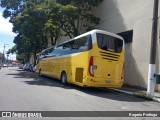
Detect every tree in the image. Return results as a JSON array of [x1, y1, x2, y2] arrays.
[[55, 0, 103, 38], [16, 53, 29, 62], [44, 0, 62, 45], [1, 0, 51, 62], [1, 0, 103, 62], [51, 4, 80, 38]]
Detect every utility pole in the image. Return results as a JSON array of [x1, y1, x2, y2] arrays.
[[1, 44, 9, 68], [1, 44, 5, 67], [2, 44, 5, 63], [147, 0, 159, 97], [7, 54, 9, 67]]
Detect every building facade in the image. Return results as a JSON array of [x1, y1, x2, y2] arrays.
[[95, 0, 160, 90]]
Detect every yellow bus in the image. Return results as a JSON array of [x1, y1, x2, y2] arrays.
[[36, 29, 125, 88]]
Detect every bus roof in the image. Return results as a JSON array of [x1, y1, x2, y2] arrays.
[[74, 29, 124, 41], [57, 29, 124, 47]]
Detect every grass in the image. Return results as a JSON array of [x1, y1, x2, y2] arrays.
[[133, 91, 154, 101]]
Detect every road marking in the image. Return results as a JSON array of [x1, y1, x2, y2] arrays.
[[121, 106, 129, 110], [68, 89, 92, 97]]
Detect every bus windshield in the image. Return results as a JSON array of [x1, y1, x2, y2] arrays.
[[97, 33, 123, 53]]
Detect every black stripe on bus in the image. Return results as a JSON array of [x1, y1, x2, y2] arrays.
[[100, 51, 120, 57], [100, 54, 119, 59], [102, 57, 118, 61]]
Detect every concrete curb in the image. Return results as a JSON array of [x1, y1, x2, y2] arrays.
[[109, 88, 134, 96], [152, 98, 160, 103], [108, 88, 160, 103]]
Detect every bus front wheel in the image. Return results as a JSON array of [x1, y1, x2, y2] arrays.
[[39, 69, 42, 77], [61, 72, 67, 85]]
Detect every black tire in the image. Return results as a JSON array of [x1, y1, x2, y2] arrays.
[[39, 69, 42, 77], [61, 72, 67, 85]]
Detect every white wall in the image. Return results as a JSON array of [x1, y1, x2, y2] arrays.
[[95, 0, 160, 89]]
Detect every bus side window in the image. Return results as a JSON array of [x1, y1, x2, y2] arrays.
[[72, 35, 92, 53], [48, 48, 54, 55], [49, 34, 92, 56], [39, 53, 44, 60]]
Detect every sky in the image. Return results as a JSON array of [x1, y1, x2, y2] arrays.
[[0, 7, 17, 60]]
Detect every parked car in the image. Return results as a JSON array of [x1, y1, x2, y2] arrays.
[[23, 64, 30, 70], [3, 64, 8, 67], [29, 64, 35, 72], [32, 65, 36, 72], [8, 64, 13, 67], [19, 64, 24, 69]]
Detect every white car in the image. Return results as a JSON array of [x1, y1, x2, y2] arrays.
[[3, 64, 8, 67], [23, 64, 30, 70], [19, 64, 24, 69], [32, 65, 36, 72]]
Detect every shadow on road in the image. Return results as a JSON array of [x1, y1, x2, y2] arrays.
[[7, 68, 147, 102], [7, 69, 36, 78]]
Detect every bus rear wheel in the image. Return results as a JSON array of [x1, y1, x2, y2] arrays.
[[61, 72, 67, 85]]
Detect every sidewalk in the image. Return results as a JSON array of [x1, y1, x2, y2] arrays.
[[109, 85, 160, 103]]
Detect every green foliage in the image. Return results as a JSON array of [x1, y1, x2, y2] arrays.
[[134, 92, 154, 101], [7, 45, 17, 54], [1, 0, 103, 62], [56, 4, 80, 37], [16, 53, 29, 62], [0, 0, 24, 18], [55, 0, 103, 37], [56, 0, 71, 5]]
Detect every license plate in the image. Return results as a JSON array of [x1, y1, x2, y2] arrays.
[[105, 80, 112, 84]]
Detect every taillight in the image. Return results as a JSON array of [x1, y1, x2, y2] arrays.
[[89, 56, 94, 77], [121, 63, 124, 79]]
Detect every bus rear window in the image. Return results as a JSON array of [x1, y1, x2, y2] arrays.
[[97, 33, 123, 53]]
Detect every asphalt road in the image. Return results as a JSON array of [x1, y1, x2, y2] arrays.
[[0, 67, 160, 120]]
